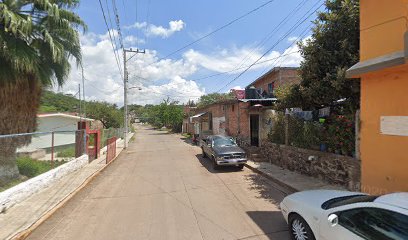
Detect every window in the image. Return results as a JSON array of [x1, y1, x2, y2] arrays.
[[268, 82, 275, 93], [213, 136, 236, 147], [338, 207, 408, 240], [321, 195, 377, 210], [232, 105, 235, 112]]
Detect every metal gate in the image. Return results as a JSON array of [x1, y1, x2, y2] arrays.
[[106, 137, 117, 164]]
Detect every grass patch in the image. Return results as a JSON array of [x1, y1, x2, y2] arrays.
[[17, 157, 66, 178], [56, 147, 75, 158], [0, 157, 67, 192], [0, 178, 24, 192]]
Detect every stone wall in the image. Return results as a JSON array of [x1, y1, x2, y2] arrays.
[[258, 142, 361, 190]]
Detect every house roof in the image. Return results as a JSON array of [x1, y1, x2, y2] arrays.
[[37, 113, 94, 122], [245, 66, 298, 88], [239, 98, 278, 102]]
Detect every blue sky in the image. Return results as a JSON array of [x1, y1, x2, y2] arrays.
[[60, 0, 325, 105]]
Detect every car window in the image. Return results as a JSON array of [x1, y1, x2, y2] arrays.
[[321, 195, 377, 209], [213, 137, 236, 147], [337, 207, 408, 240]]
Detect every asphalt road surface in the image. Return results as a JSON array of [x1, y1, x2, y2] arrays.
[[28, 125, 291, 240]]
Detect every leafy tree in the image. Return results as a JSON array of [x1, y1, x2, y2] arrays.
[[0, 0, 86, 183], [135, 101, 184, 132], [40, 90, 80, 112], [85, 101, 123, 129], [285, 0, 360, 113], [197, 92, 234, 107]]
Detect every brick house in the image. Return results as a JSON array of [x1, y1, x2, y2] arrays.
[[182, 106, 197, 135], [184, 67, 300, 147], [246, 67, 300, 98]]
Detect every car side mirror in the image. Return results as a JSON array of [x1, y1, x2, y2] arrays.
[[328, 214, 338, 227]]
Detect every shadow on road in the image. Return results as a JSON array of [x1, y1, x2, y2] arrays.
[[180, 137, 198, 146], [245, 173, 287, 205], [246, 211, 290, 240], [195, 154, 244, 174]]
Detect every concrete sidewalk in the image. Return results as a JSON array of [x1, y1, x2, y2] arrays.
[[245, 161, 346, 194], [0, 133, 133, 240]]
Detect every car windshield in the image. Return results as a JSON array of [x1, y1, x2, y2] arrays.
[[213, 137, 236, 147], [321, 195, 378, 210]]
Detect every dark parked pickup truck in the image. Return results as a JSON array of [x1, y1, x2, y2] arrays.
[[201, 135, 247, 170]]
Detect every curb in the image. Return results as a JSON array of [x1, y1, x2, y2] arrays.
[[12, 138, 129, 240], [244, 163, 298, 195]]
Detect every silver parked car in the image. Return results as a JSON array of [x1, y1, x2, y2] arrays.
[[201, 135, 247, 170]]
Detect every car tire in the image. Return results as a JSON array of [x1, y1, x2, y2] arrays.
[[237, 164, 244, 170], [212, 157, 219, 170], [202, 148, 207, 158], [289, 214, 316, 240]]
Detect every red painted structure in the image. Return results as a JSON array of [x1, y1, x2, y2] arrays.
[[77, 122, 101, 161], [106, 137, 117, 164]]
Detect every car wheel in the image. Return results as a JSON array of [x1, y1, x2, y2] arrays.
[[289, 214, 316, 240], [202, 148, 207, 158], [212, 157, 219, 170], [237, 164, 244, 170]]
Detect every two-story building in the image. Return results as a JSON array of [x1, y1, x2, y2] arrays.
[[186, 67, 300, 147], [346, 0, 408, 193]]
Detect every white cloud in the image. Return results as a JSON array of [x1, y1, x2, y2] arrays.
[[288, 36, 298, 43], [231, 86, 244, 90], [56, 30, 307, 106], [129, 76, 204, 105], [126, 20, 185, 38], [183, 44, 303, 73], [123, 35, 145, 45], [55, 30, 203, 106]]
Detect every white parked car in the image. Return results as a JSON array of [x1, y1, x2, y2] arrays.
[[280, 190, 408, 240]]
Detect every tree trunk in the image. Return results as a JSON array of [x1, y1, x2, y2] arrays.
[[0, 145, 19, 185], [0, 78, 41, 185]]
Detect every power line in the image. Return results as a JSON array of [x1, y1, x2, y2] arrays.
[[217, 0, 324, 92], [256, 22, 313, 78], [111, 0, 124, 50], [105, 0, 120, 56], [147, 0, 277, 66], [190, 51, 300, 82], [98, 0, 124, 81], [231, 0, 310, 74]]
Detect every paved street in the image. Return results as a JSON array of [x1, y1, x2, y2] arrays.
[[28, 126, 290, 240]]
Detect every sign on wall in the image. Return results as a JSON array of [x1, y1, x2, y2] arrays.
[[380, 116, 408, 136]]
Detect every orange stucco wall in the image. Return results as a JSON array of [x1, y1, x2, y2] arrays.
[[359, 0, 408, 193], [360, 65, 408, 193], [360, 0, 408, 61]]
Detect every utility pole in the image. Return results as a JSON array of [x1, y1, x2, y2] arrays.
[[78, 84, 82, 123], [81, 65, 86, 118], [123, 48, 145, 149]]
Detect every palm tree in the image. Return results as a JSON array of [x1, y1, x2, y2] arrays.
[[0, 0, 86, 184]]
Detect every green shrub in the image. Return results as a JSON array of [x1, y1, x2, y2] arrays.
[[16, 157, 50, 178], [56, 147, 75, 158], [268, 114, 286, 144]]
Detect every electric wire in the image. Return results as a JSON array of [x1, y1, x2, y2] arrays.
[[231, 0, 310, 74], [146, 0, 277, 66], [98, 0, 124, 81], [217, 0, 324, 92]]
